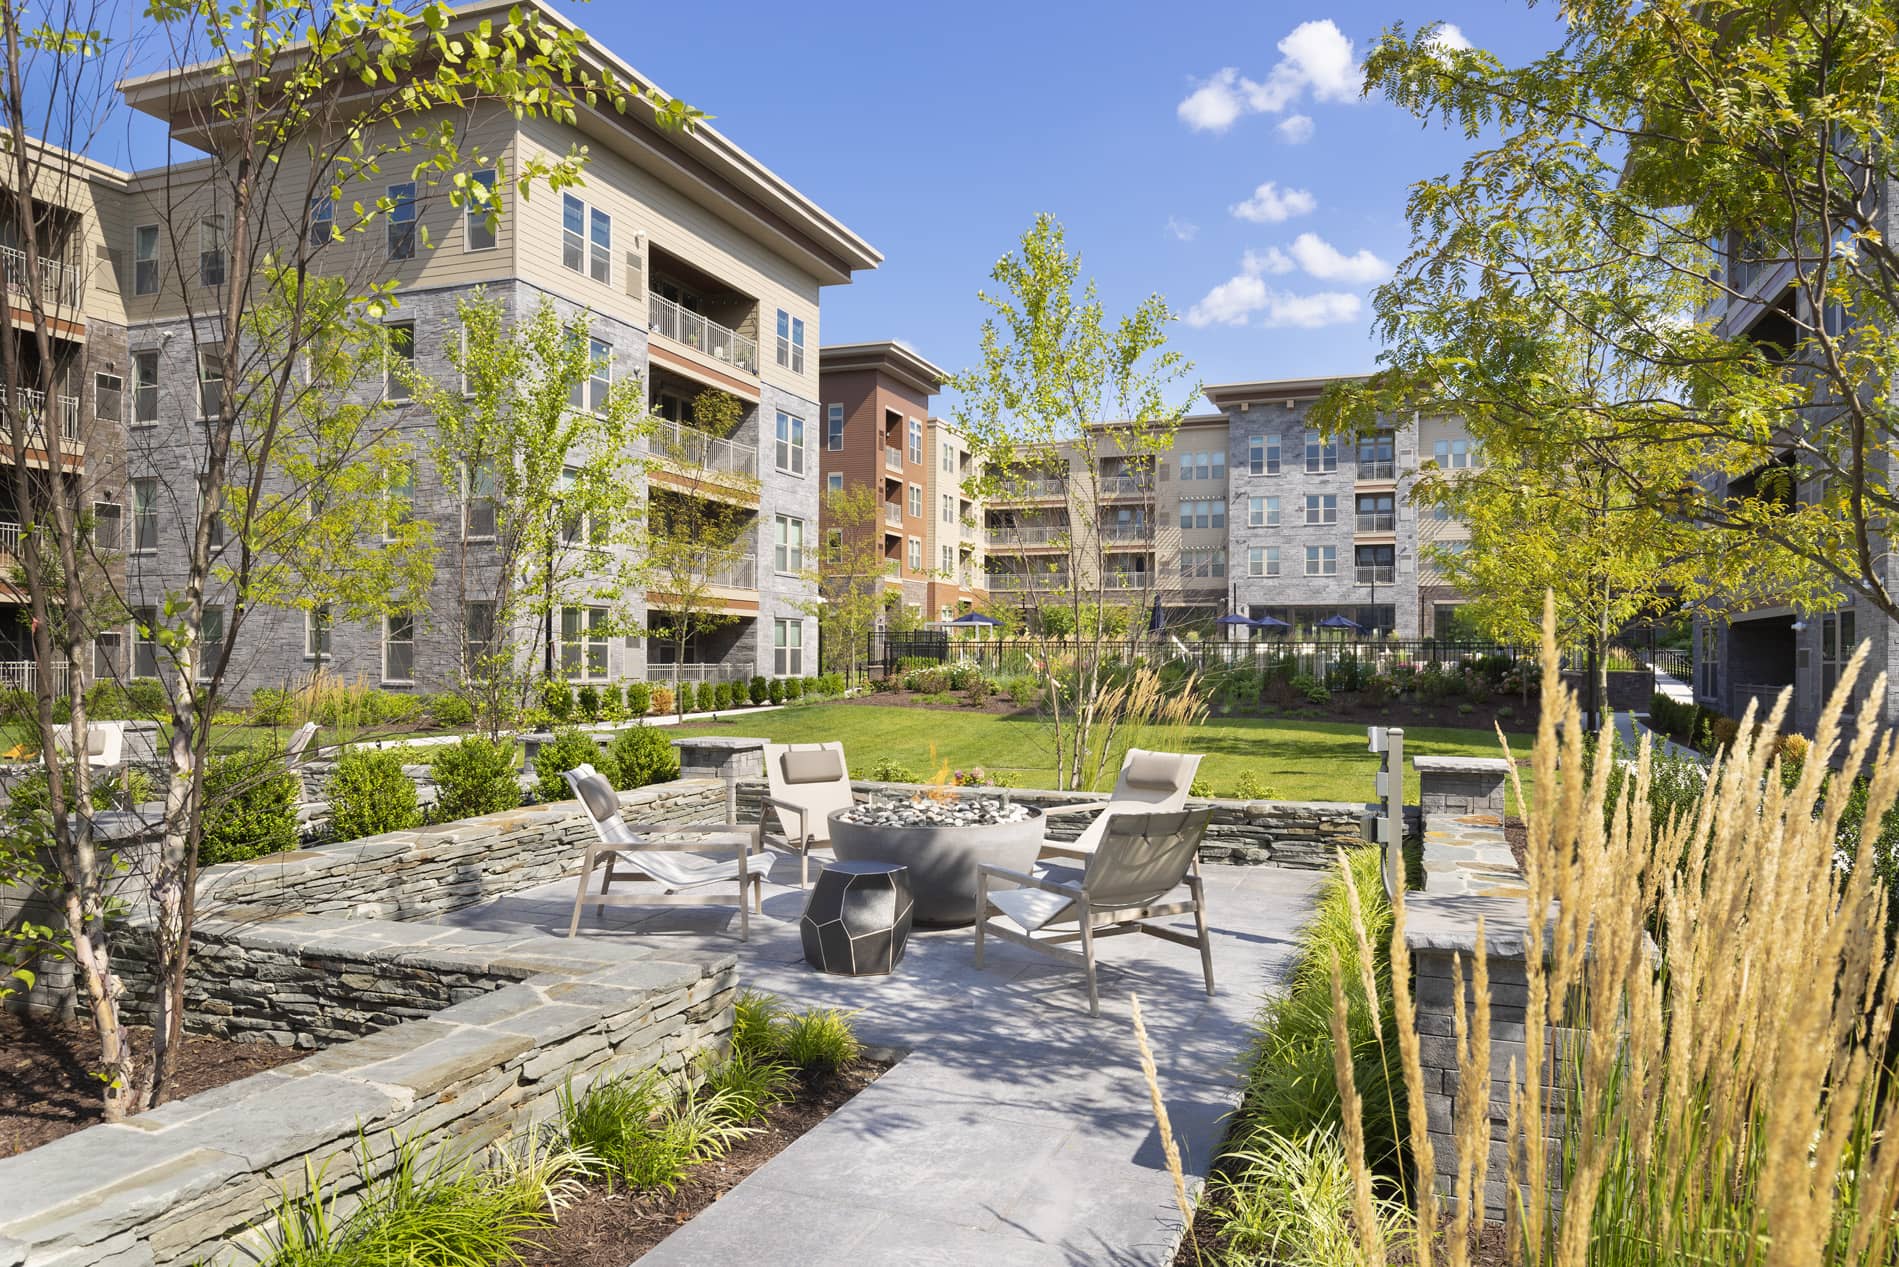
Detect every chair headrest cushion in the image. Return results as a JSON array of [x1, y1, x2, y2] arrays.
[[1122, 751, 1185, 792], [566, 765, 620, 821], [781, 748, 846, 785]]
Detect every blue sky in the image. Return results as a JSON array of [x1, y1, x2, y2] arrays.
[[549, 0, 1566, 411]]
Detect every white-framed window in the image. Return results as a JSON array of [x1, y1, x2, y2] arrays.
[[1179, 450, 1224, 481], [582, 337, 611, 413], [826, 403, 844, 450], [464, 168, 498, 251], [774, 411, 806, 476], [132, 351, 158, 424], [826, 472, 843, 494], [93, 500, 122, 551], [1248, 495, 1280, 527], [198, 215, 225, 287], [383, 613, 415, 682], [1248, 545, 1280, 577], [197, 349, 222, 418], [1178, 498, 1224, 529], [773, 618, 804, 676], [561, 605, 609, 679], [463, 461, 497, 539], [1433, 438, 1475, 469], [907, 419, 922, 463], [304, 605, 332, 660], [133, 606, 158, 678], [385, 322, 415, 401], [941, 493, 955, 523], [1305, 544, 1337, 576], [1304, 429, 1336, 473], [133, 224, 159, 296], [94, 372, 122, 423], [1432, 503, 1451, 522], [132, 478, 157, 552], [941, 544, 955, 573], [1180, 547, 1226, 578], [941, 444, 955, 474], [1303, 493, 1337, 525], [774, 514, 805, 573], [774, 309, 805, 372], [907, 483, 922, 517], [556, 465, 585, 546], [309, 195, 333, 248], [386, 183, 415, 260], [589, 207, 611, 284], [1257, 433, 1281, 474], [465, 600, 495, 669], [825, 527, 843, 564], [907, 536, 922, 570], [93, 630, 122, 680], [384, 463, 413, 541], [562, 194, 586, 271]]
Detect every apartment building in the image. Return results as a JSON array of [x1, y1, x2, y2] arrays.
[[978, 378, 1475, 636], [84, 0, 880, 698], [925, 420, 986, 622], [0, 142, 132, 693]]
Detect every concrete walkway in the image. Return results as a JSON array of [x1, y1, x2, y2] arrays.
[[432, 852, 1323, 1266]]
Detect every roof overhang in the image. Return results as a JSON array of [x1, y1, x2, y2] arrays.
[[818, 340, 948, 395], [1202, 373, 1370, 411]]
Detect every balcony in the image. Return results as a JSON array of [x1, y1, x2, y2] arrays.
[[987, 572, 1068, 593], [1101, 522, 1151, 542], [0, 660, 33, 692], [0, 521, 21, 556], [1100, 475, 1154, 499], [884, 501, 904, 528], [885, 446, 903, 472], [0, 245, 81, 309], [647, 292, 757, 376], [705, 553, 757, 589], [1356, 565, 1396, 584], [992, 476, 1067, 502], [1105, 573, 1154, 590], [1357, 461, 1396, 481], [13, 387, 82, 444], [992, 524, 1068, 547], [650, 418, 758, 480], [1355, 512, 1396, 533], [647, 662, 742, 684]]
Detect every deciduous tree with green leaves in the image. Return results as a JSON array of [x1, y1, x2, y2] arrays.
[[802, 485, 894, 683], [953, 214, 1197, 791]]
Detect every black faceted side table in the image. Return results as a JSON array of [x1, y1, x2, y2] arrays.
[[800, 861, 913, 976]]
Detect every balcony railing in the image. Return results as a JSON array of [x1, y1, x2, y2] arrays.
[[647, 291, 758, 375], [986, 572, 1068, 592], [0, 660, 33, 691], [1100, 475, 1154, 498], [1105, 573, 1154, 590], [1357, 461, 1396, 481], [884, 501, 903, 528], [885, 446, 903, 472], [993, 476, 1067, 501], [0, 245, 80, 308], [1101, 522, 1151, 542], [648, 662, 743, 684], [1355, 512, 1396, 533], [650, 418, 758, 480], [691, 552, 757, 589], [995, 524, 1068, 546], [9, 386, 82, 443], [1356, 565, 1396, 584], [0, 521, 21, 555]]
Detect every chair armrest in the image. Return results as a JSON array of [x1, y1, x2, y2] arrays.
[[978, 862, 1079, 897], [1041, 802, 1104, 818], [760, 795, 810, 841]]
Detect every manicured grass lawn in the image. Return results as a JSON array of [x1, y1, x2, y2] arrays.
[[672, 703, 1529, 804]]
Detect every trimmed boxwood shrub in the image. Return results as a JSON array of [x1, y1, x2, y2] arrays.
[[785, 677, 803, 701], [606, 727, 680, 790], [427, 692, 474, 727], [625, 682, 652, 716], [676, 681, 697, 714], [247, 688, 294, 727], [750, 676, 769, 706], [541, 677, 574, 722], [432, 736, 521, 822], [327, 748, 421, 841], [769, 678, 785, 705], [577, 684, 601, 720], [201, 744, 300, 866], [532, 728, 603, 803]]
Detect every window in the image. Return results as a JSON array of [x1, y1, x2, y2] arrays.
[[93, 501, 122, 551], [464, 462, 497, 539], [589, 208, 611, 284], [1433, 438, 1474, 469], [465, 601, 495, 669], [826, 472, 843, 494], [825, 528, 843, 564], [309, 195, 333, 249], [826, 403, 844, 450], [942, 544, 955, 573], [1356, 492, 1395, 531], [1437, 540, 1470, 557], [1180, 547, 1226, 579], [773, 618, 804, 676], [387, 183, 416, 260], [774, 514, 805, 573], [1355, 544, 1396, 584], [1304, 429, 1336, 473], [197, 349, 222, 418], [1432, 504, 1451, 522], [305, 605, 332, 660], [132, 478, 157, 552], [94, 372, 122, 423], [775, 411, 806, 475], [93, 631, 122, 680], [1248, 495, 1280, 527], [1822, 611, 1859, 705], [774, 309, 805, 372], [133, 607, 158, 678], [1248, 433, 1281, 475], [382, 614, 415, 682], [562, 194, 585, 272], [1248, 545, 1280, 577], [1178, 498, 1224, 529], [942, 494, 955, 523], [561, 606, 609, 679], [1357, 431, 1396, 478], [908, 419, 923, 463], [907, 536, 922, 570], [133, 225, 159, 296], [1305, 545, 1337, 576], [941, 445, 955, 474], [1303, 494, 1337, 525], [568, 337, 610, 413], [908, 483, 922, 517], [1180, 450, 1223, 480], [198, 216, 224, 287], [200, 604, 224, 679], [386, 322, 415, 401], [464, 168, 497, 251], [385, 464, 413, 541]]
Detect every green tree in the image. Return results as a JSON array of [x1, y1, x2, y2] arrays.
[[403, 292, 652, 734], [802, 485, 892, 684], [953, 214, 1197, 790]]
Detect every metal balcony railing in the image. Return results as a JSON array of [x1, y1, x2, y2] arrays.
[[11, 387, 82, 442], [986, 572, 1068, 592], [647, 291, 758, 375], [1357, 461, 1396, 480], [995, 524, 1068, 546], [0, 521, 21, 555], [0, 660, 33, 691], [648, 662, 741, 684], [1105, 573, 1154, 590], [1100, 475, 1154, 498], [884, 501, 903, 527], [992, 476, 1067, 501], [1101, 522, 1151, 542], [1355, 512, 1396, 533], [650, 418, 758, 480], [885, 446, 903, 471], [707, 553, 757, 589], [1356, 565, 1396, 584], [0, 245, 80, 307]]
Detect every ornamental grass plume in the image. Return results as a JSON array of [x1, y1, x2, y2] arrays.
[[1131, 993, 1196, 1244], [1343, 593, 1899, 1266]]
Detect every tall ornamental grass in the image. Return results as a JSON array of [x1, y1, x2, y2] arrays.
[[1332, 598, 1899, 1266]]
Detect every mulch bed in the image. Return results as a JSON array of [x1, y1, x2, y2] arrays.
[[519, 1058, 889, 1266], [839, 689, 1029, 716], [0, 1012, 307, 1157], [1504, 816, 1529, 874]]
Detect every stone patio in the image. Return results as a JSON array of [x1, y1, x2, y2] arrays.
[[430, 848, 1324, 1266]]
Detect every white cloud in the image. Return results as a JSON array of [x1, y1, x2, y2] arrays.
[[1276, 113, 1315, 144], [1287, 232, 1391, 284], [1165, 216, 1199, 242], [1261, 290, 1362, 329], [1426, 22, 1472, 51], [1186, 272, 1269, 327], [1230, 181, 1317, 224], [1243, 246, 1294, 275], [1177, 20, 1362, 133]]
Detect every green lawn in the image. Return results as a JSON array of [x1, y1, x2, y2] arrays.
[[672, 703, 1528, 803]]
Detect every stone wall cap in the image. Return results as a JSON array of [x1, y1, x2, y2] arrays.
[[671, 736, 770, 751], [1413, 756, 1512, 774], [1403, 891, 1537, 953]]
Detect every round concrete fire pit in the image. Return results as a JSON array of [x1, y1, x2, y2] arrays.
[[827, 796, 1045, 927]]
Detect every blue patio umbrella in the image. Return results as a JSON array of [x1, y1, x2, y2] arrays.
[[1215, 613, 1254, 627], [1149, 603, 1166, 632], [1317, 614, 1363, 631], [946, 611, 1000, 627], [1250, 615, 1290, 631]]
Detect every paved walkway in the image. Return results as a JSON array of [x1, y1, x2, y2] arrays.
[[432, 851, 1322, 1266]]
